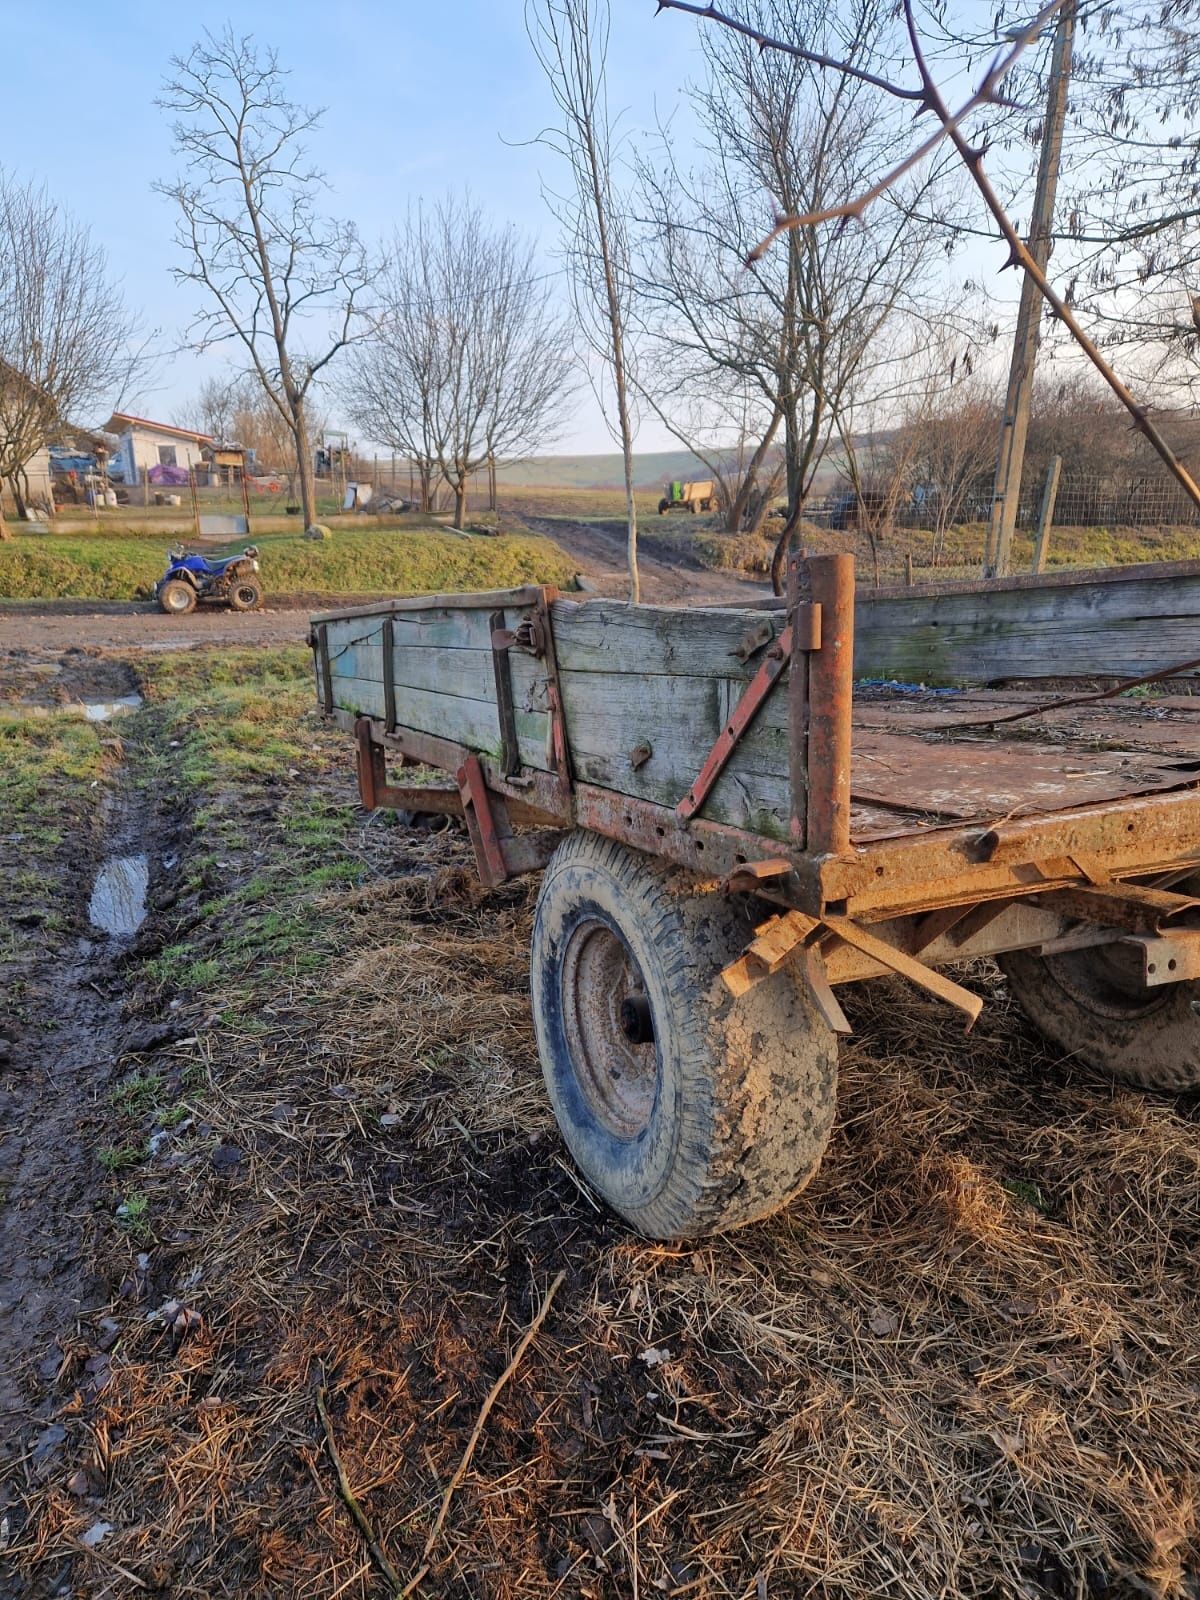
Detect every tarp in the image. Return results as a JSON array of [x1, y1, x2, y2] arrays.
[[148, 463, 189, 486]]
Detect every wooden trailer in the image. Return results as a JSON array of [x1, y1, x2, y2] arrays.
[[311, 554, 1200, 1239]]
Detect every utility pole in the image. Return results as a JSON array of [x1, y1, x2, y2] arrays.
[[984, 0, 1076, 577]]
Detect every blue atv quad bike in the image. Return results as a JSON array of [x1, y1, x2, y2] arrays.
[[155, 546, 262, 615]]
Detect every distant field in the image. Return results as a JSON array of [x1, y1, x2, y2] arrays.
[[0, 524, 575, 602], [501, 485, 665, 520], [496, 449, 711, 490]]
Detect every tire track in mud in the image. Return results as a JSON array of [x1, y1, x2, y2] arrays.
[[0, 664, 182, 1589]]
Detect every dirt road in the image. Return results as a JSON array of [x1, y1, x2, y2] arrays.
[[0, 600, 315, 654], [523, 514, 771, 604]]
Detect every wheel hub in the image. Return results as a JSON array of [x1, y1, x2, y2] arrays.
[[561, 918, 657, 1140], [619, 993, 654, 1045]]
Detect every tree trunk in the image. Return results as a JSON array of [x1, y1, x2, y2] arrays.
[[453, 478, 468, 530], [0, 495, 10, 541], [621, 433, 639, 604], [727, 411, 782, 533], [292, 398, 318, 528]]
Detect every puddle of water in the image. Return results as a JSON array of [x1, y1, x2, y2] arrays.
[[89, 855, 149, 937], [81, 694, 143, 722]]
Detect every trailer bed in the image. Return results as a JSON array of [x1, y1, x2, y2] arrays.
[[845, 688, 1200, 840], [310, 557, 1200, 1234]]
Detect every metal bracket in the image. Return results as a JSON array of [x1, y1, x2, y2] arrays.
[[822, 915, 984, 1032], [678, 605, 820, 824], [457, 753, 510, 887], [354, 717, 464, 815], [1119, 928, 1200, 986], [454, 753, 563, 886], [721, 857, 792, 895]]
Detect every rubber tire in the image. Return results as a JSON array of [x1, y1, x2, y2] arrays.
[[999, 946, 1200, 1092], [158, 579, 196, 615], [227, 578, 263, 612], [531, 831, 839, 1238]]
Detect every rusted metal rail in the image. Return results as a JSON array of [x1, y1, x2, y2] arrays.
[[314, 556, 1200, 1028]]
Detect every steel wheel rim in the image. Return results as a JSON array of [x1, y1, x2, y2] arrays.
[[561, 917, 658, 1140], [164, 587, 190, 612], [234, 584, 257, 606]]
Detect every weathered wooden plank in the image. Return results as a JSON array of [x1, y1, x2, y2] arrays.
[[328, 604, 522, 656], [557, 668, 793, 835], [867, 556, 1200, 602], [854, 572, 1200, 684], [551, 599, 780, 680], [331, 674, 551, 770], [312, 584, 550, 624], [331, 638, 549, 715]]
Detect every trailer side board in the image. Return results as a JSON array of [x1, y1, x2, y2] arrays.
[[320, 596, 556, 774], [853, 559, 1200, 684]]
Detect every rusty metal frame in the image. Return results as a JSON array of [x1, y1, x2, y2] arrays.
[[320, 565, 1200, 1016], [456, 754, 509, 887]]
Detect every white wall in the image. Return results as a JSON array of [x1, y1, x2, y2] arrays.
[[1, 446, 53, 513], [124, 428, 208, 483]]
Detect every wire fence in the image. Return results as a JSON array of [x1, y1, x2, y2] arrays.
[[804, 473, 1200, 532], [49, 457, 500, 524]]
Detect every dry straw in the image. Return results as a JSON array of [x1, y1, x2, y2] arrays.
[[17, 832, 1200, 1598]]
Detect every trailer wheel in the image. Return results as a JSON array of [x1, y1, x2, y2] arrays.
[[158, 579, 196, 615], [1000, 943, 1200, 1092], [531, 831, 838, 1238]]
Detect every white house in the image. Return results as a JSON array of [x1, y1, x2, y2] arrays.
[[103, 412, 213, 485], [0, 445, 53, 516]]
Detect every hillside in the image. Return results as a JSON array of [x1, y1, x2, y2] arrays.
[[496, 440, 879, 492], [495, 450, 712, 490]]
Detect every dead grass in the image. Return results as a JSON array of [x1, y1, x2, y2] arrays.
[[10, 647, 1199, 1596], [16, 756, 1200, 1600]]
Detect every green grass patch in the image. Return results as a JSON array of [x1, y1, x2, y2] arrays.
[[0, 525, 574, 601], [100, 1144, 146, 1174], [135, 645, 367, 1003]]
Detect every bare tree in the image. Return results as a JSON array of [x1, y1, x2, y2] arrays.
[[0, 171, 138, 536], [887, 377, 999, 565], [157, 29, 372, 531], [177, 371, 326, 485], [657, 0, 1200, 525], [339, 198, 574, 529], [527, 0, 641, 601], [638, 0, 960, 593]]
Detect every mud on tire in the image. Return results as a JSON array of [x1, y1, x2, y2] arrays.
[[1000, 943, 1200, 1092], [531, 830, 839, 1238], [157, 578, 196, 615], [227, 578, 263, 612]]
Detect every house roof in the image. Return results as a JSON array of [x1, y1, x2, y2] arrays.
[[104, 412, 214, 444]]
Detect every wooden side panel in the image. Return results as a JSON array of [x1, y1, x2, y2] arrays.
[[552, 600, 794, 839], [854, 570, 1200, 684], [323, 605, 554, 772]]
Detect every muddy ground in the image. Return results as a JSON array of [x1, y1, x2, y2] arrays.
[[3, 633, 1200, 1600]]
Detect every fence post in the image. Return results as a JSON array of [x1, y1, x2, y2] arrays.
[[1032, 455, 1062, 574]]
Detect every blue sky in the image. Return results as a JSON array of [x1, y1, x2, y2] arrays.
[[3, 0, 707, 450], [3, 1, 1030, 453]]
